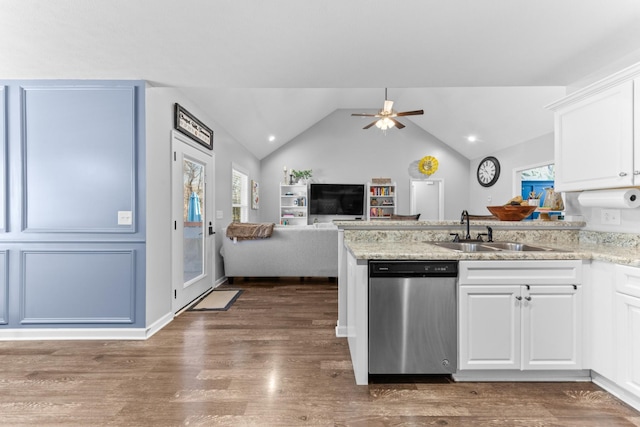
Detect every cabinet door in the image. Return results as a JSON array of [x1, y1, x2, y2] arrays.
[[459, 285, 521, 370], [616, 292, 640, 396], [554, 80, 634, 191], [635, 79, 640, 186], [522, 285, 582, 370]]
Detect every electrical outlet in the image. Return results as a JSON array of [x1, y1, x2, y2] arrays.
[[117, 211, 132, 225], [487, 195, 492, 203], [601, 208, 621, 225]]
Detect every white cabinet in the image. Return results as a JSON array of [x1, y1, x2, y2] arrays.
[[615, 264, 640, 396], [547, 64, 640, 191], [522, 285, 582, 370], [587, 261, 616, 379], [459, 285, 521, 370], [279, 184, 307, 225], [367, 182, 396, 219], [459, 260, 583, 371], [635, 79, 640, 187]]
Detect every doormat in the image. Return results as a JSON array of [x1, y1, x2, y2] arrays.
[[187, 289, 243, 311]]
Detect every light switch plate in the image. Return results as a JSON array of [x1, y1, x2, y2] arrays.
[[118, 211, 133, 225], [216, 210, 223, 219]]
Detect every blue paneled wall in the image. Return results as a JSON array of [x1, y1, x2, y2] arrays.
[[0, 81, 146, 331]]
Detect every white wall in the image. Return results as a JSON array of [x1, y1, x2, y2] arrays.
[[563, 191, 640, 233], [145, 87, 260, 325], [468, 133, 555, 214], [259, 109, 470, 222]]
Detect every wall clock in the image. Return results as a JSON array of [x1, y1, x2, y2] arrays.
[[477, 156, 500, 187]]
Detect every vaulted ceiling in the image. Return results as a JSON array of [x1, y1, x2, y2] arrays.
[[3, 0, 640, 159]]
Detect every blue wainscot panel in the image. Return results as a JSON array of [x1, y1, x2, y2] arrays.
[[22, 85, 136, 233], [0, 251, 7, 324], [0, 85, 5, 233], [21, 250, 135, 324]]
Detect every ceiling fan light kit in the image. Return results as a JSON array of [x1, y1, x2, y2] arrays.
[[352, 88, 424, 131]]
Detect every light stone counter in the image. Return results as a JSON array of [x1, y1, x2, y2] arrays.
[[334, 219, 640, 266], [344, 241, 640, 267], [334, 219, 586, 230]]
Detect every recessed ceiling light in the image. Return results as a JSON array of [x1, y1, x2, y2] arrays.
[[467, 135, 477, 143], [268, 135, 276, 142]]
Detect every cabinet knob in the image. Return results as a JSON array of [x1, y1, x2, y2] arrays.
[[515, 296, 522, 301], [634, 171, 640, 175], [619, 172, 628, 177], [525, 296, 532, 301]]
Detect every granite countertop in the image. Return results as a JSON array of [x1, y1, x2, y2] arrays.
[[345, 240, 640, 267], [334, 219, 586, 229]]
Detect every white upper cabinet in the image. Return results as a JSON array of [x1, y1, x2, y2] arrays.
[[635, 79, 640, 187], [547, 63, 640, 191]]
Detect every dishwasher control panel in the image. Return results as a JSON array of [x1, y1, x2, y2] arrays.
[[369, 260, 458, 277]]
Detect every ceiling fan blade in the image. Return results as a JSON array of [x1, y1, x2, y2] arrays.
[[363, 120, 378, 129], [396, 110, 424, 116], [383, 100, 394, 113], [389, 118, 405, 129], [351, 113, 378, 117]]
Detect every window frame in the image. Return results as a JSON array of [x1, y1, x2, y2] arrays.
[[231, 163, 249, 223]]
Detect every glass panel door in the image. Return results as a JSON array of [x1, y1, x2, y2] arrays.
[[172, 131, 215, 313], [183, 157, 205, 284]]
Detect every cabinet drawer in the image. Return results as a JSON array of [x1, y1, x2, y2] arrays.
[[616, 264, 640, 298], [459, 260, 583, 285]]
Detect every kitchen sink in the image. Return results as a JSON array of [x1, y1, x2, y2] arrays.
[[482, 242, 556, 251], [431, 242, 501, 252], [430, 241, 565, 253]]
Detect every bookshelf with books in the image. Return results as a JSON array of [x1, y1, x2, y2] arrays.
[[280, 184, 308, 225], [367, 182, 396, 220]]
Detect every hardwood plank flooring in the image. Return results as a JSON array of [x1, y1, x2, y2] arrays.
[[0, 277, 639, 426]]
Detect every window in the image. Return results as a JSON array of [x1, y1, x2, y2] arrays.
[[232, 166, 249, 222]]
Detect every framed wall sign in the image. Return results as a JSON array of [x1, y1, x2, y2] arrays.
[[174, 103, 213, 150], [251, 180, 259, 210]]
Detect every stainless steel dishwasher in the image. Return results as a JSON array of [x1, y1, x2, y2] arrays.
[[369, 260, 458, 375]]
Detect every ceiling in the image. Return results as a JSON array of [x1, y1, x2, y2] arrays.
[[3, 0, 640, 159]]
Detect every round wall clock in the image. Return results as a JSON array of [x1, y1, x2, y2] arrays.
[[477, 156, 500, 187]]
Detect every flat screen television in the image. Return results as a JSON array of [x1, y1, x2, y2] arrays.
[[309, 184, 365, 216]]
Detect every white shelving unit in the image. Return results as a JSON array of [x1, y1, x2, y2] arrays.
[[367, 182, 396, 220], [280, 184, 308, 225]]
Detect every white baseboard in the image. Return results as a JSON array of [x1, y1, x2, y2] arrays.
[[453, 369, 592, 382], [0, 327, 148, 341], [145, 311, 174, 339], [592, 371, 640, 413], [0, 311, 175, 341], [335, 322, 347, 338]]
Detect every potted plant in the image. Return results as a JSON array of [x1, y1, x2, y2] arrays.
[[291, 169, 312, 184]]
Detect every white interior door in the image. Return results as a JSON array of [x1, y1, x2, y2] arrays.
[[410, 179, 444, 220], [171, 131, 215, 312]]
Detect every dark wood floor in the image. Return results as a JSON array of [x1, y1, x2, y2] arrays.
[[1, 278, 639, 426]]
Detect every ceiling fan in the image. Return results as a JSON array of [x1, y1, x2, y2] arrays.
[[351, 88, 424, 130]]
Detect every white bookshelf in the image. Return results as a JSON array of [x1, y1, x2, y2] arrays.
[[280, 184, 308, 225], [367, 182, 396, 219]]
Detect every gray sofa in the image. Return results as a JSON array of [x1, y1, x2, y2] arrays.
[[220, 223, 338, 280]]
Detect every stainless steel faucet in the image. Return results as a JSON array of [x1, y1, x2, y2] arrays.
[[460, 210, 471, 240]]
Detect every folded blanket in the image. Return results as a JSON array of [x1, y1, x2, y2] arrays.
[[226, 222, 275, 240]]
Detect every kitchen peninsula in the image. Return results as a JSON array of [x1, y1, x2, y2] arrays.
[[334, 219, 640, 412]]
